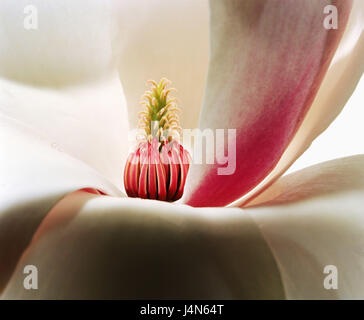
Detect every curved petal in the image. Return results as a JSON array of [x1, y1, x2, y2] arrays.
[[246, 155, 364, 299], [1, 194, 284, 299], [0, 0, 129, 189], [0, 115, 123, 294], [183, 0, 355, 207], [4, 155, 364, 299], [0, 1, 208, 292], [232, 0, 364, 207]]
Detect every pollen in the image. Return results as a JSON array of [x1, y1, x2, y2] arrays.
[[138, 78, 182, 143]]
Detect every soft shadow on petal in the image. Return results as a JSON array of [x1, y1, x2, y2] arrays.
[[232, 0, 364, 207], [183, 0, 354, 207], [1, 196, 284, 299], [246, 155, 364, 299], [0, 115, 123, 294], [0, 1, 130, 188], [0, 1, 208, 296]]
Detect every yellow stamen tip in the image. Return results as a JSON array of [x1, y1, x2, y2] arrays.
[[138, 78, 182, 143]]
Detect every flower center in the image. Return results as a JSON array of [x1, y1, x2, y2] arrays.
[[124, 78, 191, 202]]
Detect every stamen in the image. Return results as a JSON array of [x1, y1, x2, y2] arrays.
[[138, 78, 182, 143]]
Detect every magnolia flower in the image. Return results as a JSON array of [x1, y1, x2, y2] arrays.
[[0, 0, 363, 299]]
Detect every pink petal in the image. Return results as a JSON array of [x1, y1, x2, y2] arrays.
[[233, 0, 364, 207], [183, 0, 355, 207]]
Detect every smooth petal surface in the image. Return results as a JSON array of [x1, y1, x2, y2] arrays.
[[0, 115, 122, 293], [246, 155, 364, 299], [1, 194, 284, 299], [183, 0, 354, 207], [2, 0, 364, 300], [232, 0, 364, 207], [0, 0, 130, 190], [3, 155, 364, 299], [0, 2, 135, 289]]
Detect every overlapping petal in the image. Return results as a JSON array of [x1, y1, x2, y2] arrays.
[[246, 155, 364, 299], [233, 0, 364, 207], [0, 0, 130, 190], [3, 155, 364, 299], [183, 0, 357, 207], [0, 0, 363, 300], [0, 115, 122, 293], [1, 193, 284, 299]]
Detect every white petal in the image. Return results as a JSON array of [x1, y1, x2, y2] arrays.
[[0, 0, 130, 188], [1, 194, 284, 299], [0, 114, 123, 292], [247, 155, 364, 299], [3, 155, 364, 299]]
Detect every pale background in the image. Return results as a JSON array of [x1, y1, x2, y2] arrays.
[[286, 74, 364, 174]]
